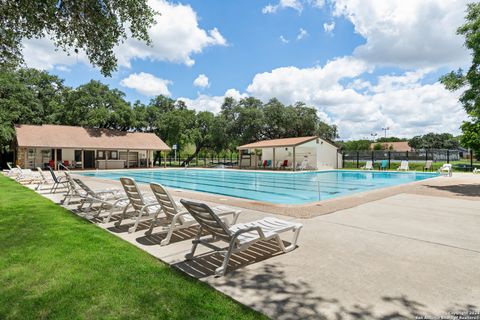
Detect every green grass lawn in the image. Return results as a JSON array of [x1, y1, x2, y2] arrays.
[[0, 175, 265, 320]]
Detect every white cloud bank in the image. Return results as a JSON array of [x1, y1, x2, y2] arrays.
[[245, 57, 466, 139], [332, 0, 470, 69], [120, 72, 171, 96], [22, 0, 226, 70]]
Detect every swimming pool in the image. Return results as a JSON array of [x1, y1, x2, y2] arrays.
[[80, 169, 438, 205]]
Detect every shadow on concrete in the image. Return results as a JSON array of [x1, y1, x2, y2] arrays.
[[173, 239, 287, 279], [195, 262, 479, 320], [424, 184, 480, 197], [135, 226, 199, 246]]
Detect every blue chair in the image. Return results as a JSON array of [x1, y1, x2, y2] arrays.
[[380, 160, 388, 170]]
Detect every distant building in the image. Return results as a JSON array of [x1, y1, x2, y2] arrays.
[[370, 141, 412, 152]]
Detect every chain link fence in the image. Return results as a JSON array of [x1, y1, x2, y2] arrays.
[[342, 149, 478, 171]]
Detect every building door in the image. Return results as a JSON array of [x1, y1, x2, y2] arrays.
[[83, 150, 95, 169]]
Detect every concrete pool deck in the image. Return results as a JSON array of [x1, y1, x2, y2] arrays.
[[30, 172, 480, 319]]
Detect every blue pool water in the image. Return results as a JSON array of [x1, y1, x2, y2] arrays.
[[80, 169, 438, 205]]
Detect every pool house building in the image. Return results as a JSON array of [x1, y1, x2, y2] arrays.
[[237, 136, 342, 170], [14, 124, 170, 170]]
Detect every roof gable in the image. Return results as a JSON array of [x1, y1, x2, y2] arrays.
[[237, 136, 337, 150]]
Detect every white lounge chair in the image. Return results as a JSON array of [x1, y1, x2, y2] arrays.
[[474, 168, 479, 174], [438, 163, 452, 177], [362, 160, 374, 170], [397, 161, 409, 171], [34, 167, 51, 190], [297, 159, 310, 170], [73, 177, 125, 216], [15, 167, 43, 184], [47, 167, 69, 193], [117, 177, 163, 233], [423, 160, 433, 172], [4, 163, 20, 176], [181, 199, 303, 276], [147, 183, 241, 246]]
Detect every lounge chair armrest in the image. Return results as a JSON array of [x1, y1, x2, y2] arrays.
[[140, 203, 162, 215], [232, 226, 265, 239]]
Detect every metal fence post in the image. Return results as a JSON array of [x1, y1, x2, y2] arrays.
[[388, 151, 391, 169], [371, 151, 374, 164], [169, 157, 172, 167], [447, 150, 450, 163], [342, 152, 345, 168], [356, 151, 359, 168], [406, 151, 409, 160], [471, 149, 474, 171]]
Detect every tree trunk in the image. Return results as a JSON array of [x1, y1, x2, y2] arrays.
[[181, 145, 203, 167]]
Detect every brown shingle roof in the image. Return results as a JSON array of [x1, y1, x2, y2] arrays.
[[237, 136, 320, 149], [15, 124, 170, 150], [370, 141, 411, 152]]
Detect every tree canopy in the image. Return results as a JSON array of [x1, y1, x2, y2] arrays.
[[0, 0, 156, 76], [408, 133, 460, 150], [0, 67, 339, 166], [440, 3, 480, 155]]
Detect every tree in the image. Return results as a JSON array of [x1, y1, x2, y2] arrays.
[[377, 137, 407, 143], [440, 3, 480, 155], [338, 140, 372, 151], [408, 133, 460, 150], [0, 0, 156, 76], [62, 80, 133, 130], [0, 67, 67, 166]]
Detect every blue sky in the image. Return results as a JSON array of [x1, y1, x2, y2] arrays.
[[22, 0, 471, 139]]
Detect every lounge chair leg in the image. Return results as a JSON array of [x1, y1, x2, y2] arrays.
[[160, 226, 175, 246], [215, 242, 235, 276], [114, 205, 130, 227], [232, 211, 242, 225], [128, 207, 146, 233], [185, 227, 202, 260], [278, 226, 302, 253], [145, 210, 161, 235]]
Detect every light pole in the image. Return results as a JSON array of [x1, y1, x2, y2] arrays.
[[382, 127, 390, 139], [371, 133, 378, 142]]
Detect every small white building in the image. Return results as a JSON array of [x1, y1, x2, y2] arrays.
[[237, 136, 341, 170]]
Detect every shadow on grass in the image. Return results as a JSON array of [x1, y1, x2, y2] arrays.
[[424, 184, 480, 197]]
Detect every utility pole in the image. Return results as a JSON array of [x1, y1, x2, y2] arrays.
[[371, 133, 378, 142], [382, 127, 390, 139]]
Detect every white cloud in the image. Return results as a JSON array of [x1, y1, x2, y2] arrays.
[[323, 21, 335, 34], [297, 28, 308, 40], [22, 38, 89, 70], [22, 0, 226, 70], [179, 89, 248, 113], [120, 72, 171, 96], [332, 0, 470, 69], [246, 57, 467, 139], [280, 35, 290, 44], [262, 0, 303, 14], [193, 74, 210, 88]]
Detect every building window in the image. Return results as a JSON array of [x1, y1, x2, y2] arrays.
[[74, 150, 82, 162], [109, 151, 118, 160], [97, 150, 105, 159]]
